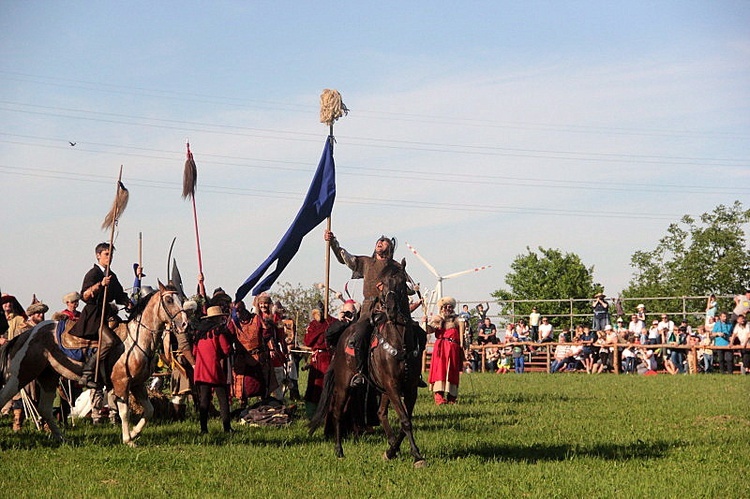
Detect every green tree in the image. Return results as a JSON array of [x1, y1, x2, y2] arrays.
[[624, 201, 750, 313], [268, 281, 330, 332], [492, 247, 600, 327]]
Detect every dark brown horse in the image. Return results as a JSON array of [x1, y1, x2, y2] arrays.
[[310, 259, 425, 467], [0, 283, 187, 445]]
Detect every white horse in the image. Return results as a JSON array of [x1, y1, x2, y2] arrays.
[[0, 282, 187, 445]]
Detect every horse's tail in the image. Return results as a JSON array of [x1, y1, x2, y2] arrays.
[[308, 364, 336, 436], [0, 333, 26, 389]]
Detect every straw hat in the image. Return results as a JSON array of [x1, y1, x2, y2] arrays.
[[202, 306, 227, 319]]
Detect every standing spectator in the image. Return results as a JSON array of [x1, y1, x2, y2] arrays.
[[697, 325, 713, 373], [477, 317, 497, 345], [711, 312, 733, 374], [705, 294, 718, 326], [730, 314, 750, 374], [731, 289, 750, 326], [538, 317, 554, 343], [592, 293, 610, 331], [193, 306, 233, 434], [528, 307, 541, 342], [427, 297, 464, 405], [475, 302, 490, 322], [636, 303, 647, 323], [458, 304, 471, 322], [510, 330, 525, 373], [580, 326, 596, 374]]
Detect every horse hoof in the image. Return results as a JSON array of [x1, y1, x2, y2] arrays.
[[413, 459, 427, 468], [382, 451, 390, 461]]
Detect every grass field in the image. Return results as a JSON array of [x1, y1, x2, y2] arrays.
[[1, 373, 748, 498]]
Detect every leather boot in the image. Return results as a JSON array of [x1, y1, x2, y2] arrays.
[[349, 343, 366, 387], [12, 408, 23, 432], [79, 355, 99, 389]]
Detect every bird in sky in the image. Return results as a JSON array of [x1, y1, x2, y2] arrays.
[[69, 141, 76, 146]]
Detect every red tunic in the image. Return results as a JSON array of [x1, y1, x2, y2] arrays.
[[193, 328, 231, 385], [303, 317, 335, 404], [428, 326, 462, 387]]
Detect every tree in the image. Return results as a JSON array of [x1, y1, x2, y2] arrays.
[[624, 201, 750, 313], [492, 247, 600, 326], [268, 281, 330, 331]]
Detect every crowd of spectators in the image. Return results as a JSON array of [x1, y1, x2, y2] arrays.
[[457, 288, 750, 375]]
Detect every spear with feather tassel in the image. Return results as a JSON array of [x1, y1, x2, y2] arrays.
[[182, 141, 206, 298], [319, 89, 348, 318], [95, 166, 129, 383]]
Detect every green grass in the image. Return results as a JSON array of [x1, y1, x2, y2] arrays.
[[1, 374, 748, 498]]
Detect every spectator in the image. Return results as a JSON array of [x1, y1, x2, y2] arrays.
[[621, 343, 637, 374], [711, 312, 733, 374], [510, 330, 525, 373], [594, 330, 608, 373], [475, 302, 490, 322], [538, 317, 554, 343], [514, 319, 530, 341], [636, 303, 647, 323], [646, 319, 661, 345], [580, 326, 596, 374], [658, 314, 675, 336], [592, 292, 610, 331], [730, 314, 750, 374], [550, 337, 571, 373], [731, 289, 750, 326], [59, 292, 82, 322], [477, 317, 497, 345], [628, 313, 645, 341], [458, 304, 471, 322], [528, 307, 541, 342], [705, 294, 718, 326], [635, 347, 658, 375], [697, 325, 713, 373]]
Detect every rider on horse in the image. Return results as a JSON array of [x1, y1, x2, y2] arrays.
[[71, 242, 134, 389], [324, 231, 425, 387]]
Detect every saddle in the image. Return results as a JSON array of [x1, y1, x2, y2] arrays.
[[59, 320, 99, 350]]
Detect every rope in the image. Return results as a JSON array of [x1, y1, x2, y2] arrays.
[[319, 89, 348, 126]]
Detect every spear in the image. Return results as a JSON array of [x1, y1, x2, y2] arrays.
[[182, 141, 206, 297], [319, 89, 348, 318], [96, 166, 129, 383]]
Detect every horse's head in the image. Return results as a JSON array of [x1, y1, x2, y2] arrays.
[[377, 258, 410, 323], [152, 281, 188, 334]]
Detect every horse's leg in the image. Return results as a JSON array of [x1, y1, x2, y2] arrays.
[[36, 370, 64, 441], [332, 383, 347, 458], [382, 386, 425, 466], [115, 394, 133, 446], [377, 395, 397, 447], [128, 383, 152, 443]]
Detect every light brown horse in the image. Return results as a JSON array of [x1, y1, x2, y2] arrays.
[[0, 282, 187, 445], [310, 260, 425, 466]]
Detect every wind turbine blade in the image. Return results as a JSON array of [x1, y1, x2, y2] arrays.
[[443, 265, 492, 280], [405, 242, 440, 278]]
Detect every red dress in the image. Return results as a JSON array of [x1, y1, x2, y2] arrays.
[[193, 327, 231, 386], [303, 317, 335, 404], [428, 325, 463, 394]]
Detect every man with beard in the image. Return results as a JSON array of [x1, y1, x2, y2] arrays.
[[324, 231, 424, 387]]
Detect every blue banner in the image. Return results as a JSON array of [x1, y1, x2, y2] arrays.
[[235, 136, 336, 301]]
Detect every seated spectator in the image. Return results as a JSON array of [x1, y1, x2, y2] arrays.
[[621, 344, 637, 373], [497, 351, 512, 373], [477, 317, 497, 345], [514, 319, 529, 341], [538, 317, 554, 343], [636, 347, 658, 375], [628, 313, 644, 339], [550, 339, 571, 373], [485, 343, 500, 372]]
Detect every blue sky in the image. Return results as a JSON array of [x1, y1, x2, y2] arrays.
[[1, 2, 748, 314]]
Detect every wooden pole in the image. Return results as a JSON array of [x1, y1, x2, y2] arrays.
[[323, 125, 333, 318], [95, 166, 122, 383]]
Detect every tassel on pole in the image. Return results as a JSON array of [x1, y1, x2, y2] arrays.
[[182, 140, 197, 200], [101, 180, 129, 231]]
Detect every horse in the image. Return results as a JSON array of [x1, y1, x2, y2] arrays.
[[310, 259, 426, 467], [0, 282, 187, 446]]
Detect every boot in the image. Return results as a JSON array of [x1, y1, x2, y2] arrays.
[[12, 408, 23, 432], [349, 344, 366, 387], [79, 355, 99, 389]]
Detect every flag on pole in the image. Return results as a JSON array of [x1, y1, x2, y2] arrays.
[[236, 136, 336, 301]]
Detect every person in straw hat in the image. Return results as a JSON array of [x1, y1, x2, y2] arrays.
[[426, 296, 465, 405], [193, 305, 233, 434]]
